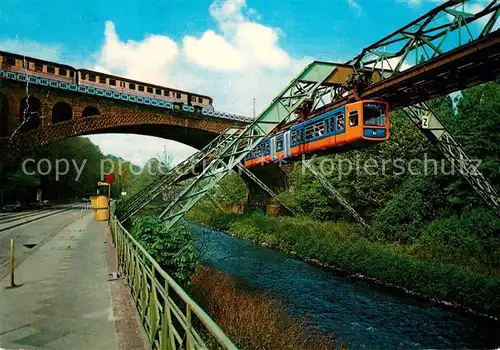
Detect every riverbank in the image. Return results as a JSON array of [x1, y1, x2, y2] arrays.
[[186, 207, 500, 317], [189, 267, 336, 349]]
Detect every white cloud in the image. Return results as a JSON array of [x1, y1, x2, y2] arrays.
[[86, 134, 197, 166], [183, 30, 246, 70], [97, 21, 179, 85], [4, 0, 318, 166], [398, 0, 422, 8], [347, 0, 363, 15], [95, 0, 311, 116]]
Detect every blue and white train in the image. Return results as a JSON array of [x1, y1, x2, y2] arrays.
[[0, 50, 251, 122]]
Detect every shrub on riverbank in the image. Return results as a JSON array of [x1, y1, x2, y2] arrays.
[[187, 208, 500, 316], [190, 267, 336, 350], [131, 216, 198, 284]]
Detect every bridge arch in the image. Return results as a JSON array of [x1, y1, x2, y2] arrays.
[[19, 96, 41, 132], [52, 102, 73, 124], [82, 106, 100, 118], [0, 93, 9, 137]]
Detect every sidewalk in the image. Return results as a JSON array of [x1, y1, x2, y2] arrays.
[[0, 215, 144, 349]]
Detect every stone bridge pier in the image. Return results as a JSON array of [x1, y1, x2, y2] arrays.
[[240, 162, 293, 216]]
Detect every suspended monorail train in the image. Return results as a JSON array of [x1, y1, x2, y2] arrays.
[[244, 100, 389, 168]]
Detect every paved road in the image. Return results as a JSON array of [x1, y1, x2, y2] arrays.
[[0, 209, 147, 350], [0, 214, 116, 349], [0, 207, 84, 278]]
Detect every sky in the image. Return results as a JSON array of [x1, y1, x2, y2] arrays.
[[0, 0, 487, 165]]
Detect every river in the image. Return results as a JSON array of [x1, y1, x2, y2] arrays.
[[190, 222, 500, 349]]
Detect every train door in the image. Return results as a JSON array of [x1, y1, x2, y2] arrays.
[[283, 131, 291, 158], [333, 112, 346, 146], [270, 137, 277, 161], [344, 102, 363, 144], [187, 94, 193, 106]]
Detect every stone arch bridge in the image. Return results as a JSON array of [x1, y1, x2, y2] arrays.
[[0, 80, 287, 213], [0, 80, 250, 165]]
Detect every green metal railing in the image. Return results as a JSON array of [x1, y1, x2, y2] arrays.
[[109, 213, 237, 350]]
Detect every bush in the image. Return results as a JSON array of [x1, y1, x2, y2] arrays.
[[191, 209, 500, 316], [131, 216, 198, 284], [190, 267, 336, 349], [416, 207, 500, 272]]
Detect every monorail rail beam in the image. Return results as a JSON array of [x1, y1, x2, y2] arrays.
[[351, 0, 499, 78]]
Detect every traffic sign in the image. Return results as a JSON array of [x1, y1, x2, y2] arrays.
[[105, 174, 115, 184]]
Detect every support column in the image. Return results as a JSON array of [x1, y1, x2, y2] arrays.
[[240, 163, 291, 215]]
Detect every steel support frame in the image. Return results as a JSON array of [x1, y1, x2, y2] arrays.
[[402, 102, 500, 213], [351, 0, 500, 77], [155, 62, 339, 231], [301, 161, 368, 227], [119, 128, 241, 221]]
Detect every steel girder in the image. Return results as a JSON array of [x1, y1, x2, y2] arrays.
[[351, 0, 499, 77], [141, 0, 500, 226], [156, 62, 339, 231], [344, 0, 500, 216], [118, 128, 241, 222], [301, 161, 368, 227], [402, 102, 500, 213]]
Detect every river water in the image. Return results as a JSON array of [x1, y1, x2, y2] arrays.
[[190, 223, 500, 349]]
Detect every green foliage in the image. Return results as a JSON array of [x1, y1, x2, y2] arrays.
[[212, 171, 248, 206], [131, 216, 198, 284], [191, 208, 500, 315], [186, 201, 238, 231], [186, 82, 500, 315], [2, 137, 106, 202]]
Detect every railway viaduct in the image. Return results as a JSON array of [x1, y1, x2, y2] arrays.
[[0, 79, 287, 213]]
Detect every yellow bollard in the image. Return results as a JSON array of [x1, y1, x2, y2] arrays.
[[7, 239, 22, 289]]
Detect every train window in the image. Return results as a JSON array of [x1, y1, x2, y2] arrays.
[[338, 114, 345, 129], [47, 66, 55, 74], [276, 136, 284, 151], [69, 71, 74, 78], [109, 79, 116, 86], [88, 74, 96, 82], [129, 83, 136, 90], [155, 88, 161, 95], [99, 76, 106, 84], [328, 118, 335, 132], [254, 144, 262, 157], [315, 121, 325, 137], [364, 103, 386, 126], [164, 90, 169, 96], [138, 85, 144, 92], [264, 142, 270, 154], [34, 62, 43, 72], [291, 131, 298, 144], [176, 92, 182, 99], [198, 97, 203, 103], [147, 87, 153, 93], [6, 57, 16, 66], [305, 125, 315, 140], [59, 68, 67, 76], [349, 111, 359, 127]]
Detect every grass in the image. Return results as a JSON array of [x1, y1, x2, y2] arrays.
[[187, 204, 500, 317], [189, 267, 338, 350]]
